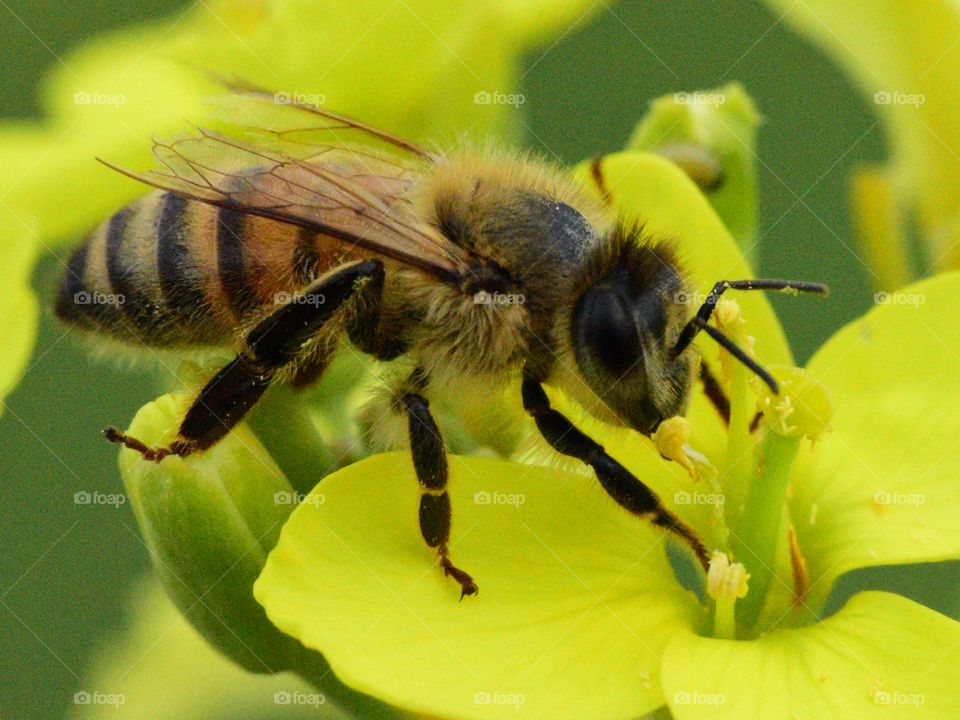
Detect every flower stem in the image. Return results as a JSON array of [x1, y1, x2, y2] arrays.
[[733, 431, 801, 629]]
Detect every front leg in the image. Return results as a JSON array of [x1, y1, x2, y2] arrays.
[[521, 374, 709, 570], [397, 370, 478, 599]]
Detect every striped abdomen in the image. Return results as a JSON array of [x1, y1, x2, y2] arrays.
[[56, 191, 359, 347]]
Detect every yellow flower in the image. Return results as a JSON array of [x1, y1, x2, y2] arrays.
[[254, 152, 960, 719], [762, 0, 960, 287]]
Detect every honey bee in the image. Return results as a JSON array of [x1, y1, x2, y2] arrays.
[[56, 85, 826, 597]]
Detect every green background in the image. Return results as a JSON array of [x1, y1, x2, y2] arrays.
[[0, 1, 954, 718]]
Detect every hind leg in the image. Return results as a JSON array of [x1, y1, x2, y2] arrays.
[[105, 260, 384, 461]]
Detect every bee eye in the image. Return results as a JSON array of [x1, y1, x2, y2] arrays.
[[573, 285, 642, 377]]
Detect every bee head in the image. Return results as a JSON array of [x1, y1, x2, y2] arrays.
[[570, 241, 696, 434]]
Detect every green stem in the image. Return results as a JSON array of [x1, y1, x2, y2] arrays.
[[733, 431, 801, 629]]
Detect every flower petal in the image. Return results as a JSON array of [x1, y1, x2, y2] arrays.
[[796, 272, 960, 608], [0, 211, 39, 417], [256, 452, 700, 720], [762, 0, 960, 271], [661, 591, 960, 719]]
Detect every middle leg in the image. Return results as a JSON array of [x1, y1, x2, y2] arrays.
[[396, 369, 478, 598]]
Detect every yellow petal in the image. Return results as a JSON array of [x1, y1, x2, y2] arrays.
[[796, 272, 960, 609], [661, 592, 960, 719], [763, 0, 960, 272], [0, 211, 39, 417], [256, 452, 700, 720]]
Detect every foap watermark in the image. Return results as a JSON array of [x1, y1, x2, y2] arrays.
[[873, 91, 925, 108], [273, 490, 325, 507], [473, 490, 525, 508], [674, 490, 725, 507], [273, 90, 326, 106], [873, 689, 925, 707], [874, 290, 925, 308], [274, 291, 326, 307], [873, 490, 926, 507], [673, 289, 710, 307], [673, 90, 726, 107], [73, 291, 125, 307], [273, 690, 327, 707], [473, 90, 526, 108], [473, 290, 525, 306], [74, 490, 126, 508], [673, 690, 726, 707], [74, 691, 126, 707], [473, 690, 526, 708], [73, 91, 125, 108]]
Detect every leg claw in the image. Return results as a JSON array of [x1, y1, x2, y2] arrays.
[[102, 426, 194, 463], [441, 555, 478, 600]]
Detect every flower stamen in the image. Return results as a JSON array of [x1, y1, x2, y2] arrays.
[[708, 552, 749, 639]]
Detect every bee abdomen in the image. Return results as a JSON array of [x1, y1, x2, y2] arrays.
[[56, 191, 352, 349], [56, 192, 229, 346]]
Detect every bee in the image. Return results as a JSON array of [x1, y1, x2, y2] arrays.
[[56, 86, 826, 597]]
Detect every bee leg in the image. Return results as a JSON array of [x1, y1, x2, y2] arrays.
[[521, 373, 710, 571], [397, 374, 478, 599], [104, 259, 384, 462]]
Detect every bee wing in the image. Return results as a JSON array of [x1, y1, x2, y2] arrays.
[[215, 78, 436, 160], [100, 99, 471, 281]]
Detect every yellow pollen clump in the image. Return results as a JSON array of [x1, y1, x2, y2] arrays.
[[715, 297, 745, 331], [653, 416, 706, 481], [707, 552, 750, 601]]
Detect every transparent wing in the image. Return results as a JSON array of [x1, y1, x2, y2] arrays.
[[100, 93, 471, 281]]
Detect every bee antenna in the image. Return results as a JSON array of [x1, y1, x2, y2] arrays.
[[673, 278, 828, 358], [690, 317, 779, 394]]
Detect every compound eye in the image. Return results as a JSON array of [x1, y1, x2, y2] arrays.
[[573, 285, 643, 377]]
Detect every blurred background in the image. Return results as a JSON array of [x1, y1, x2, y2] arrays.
[[0, 1, 953, 718]]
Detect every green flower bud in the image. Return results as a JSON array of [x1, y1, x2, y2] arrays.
[[118, 392, 312, 674]]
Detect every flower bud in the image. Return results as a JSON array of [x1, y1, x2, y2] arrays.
[[118, 392, 315, 674]]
